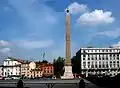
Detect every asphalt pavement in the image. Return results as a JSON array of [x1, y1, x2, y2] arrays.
[[0, 79, 106, 88]]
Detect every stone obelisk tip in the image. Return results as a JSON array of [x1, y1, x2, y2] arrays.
[[66, 9, 69, 13]]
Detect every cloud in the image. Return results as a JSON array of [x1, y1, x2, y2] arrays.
[[17, 39, 53, 49], [67, 2, 88, 14], [98, 28, 120, 38], [112, 41, 120, 48], [0, 40, 11, 56], [0, 40, 11, 46], [0, 48, 11, 54], [0, 48, 11, 53], [77, 9, 115, 25]]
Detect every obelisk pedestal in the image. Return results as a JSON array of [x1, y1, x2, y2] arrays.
[[61, 9, 74, 79]]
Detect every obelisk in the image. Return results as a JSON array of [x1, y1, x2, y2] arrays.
[[61, 8, 74, 79]]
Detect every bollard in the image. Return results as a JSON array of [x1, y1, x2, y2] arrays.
[[17, 79, 24, 88]]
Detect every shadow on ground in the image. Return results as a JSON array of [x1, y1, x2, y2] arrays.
[[86, 74, 120, 88]]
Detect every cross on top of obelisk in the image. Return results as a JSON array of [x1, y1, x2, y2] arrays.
[[66, 9, 69, 13], [66, 8, 70, 14]]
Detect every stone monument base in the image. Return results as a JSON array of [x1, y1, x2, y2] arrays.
[[61, 66, 74, 79]]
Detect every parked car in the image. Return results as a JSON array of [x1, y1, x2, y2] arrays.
[[4, 77, 13, 80]]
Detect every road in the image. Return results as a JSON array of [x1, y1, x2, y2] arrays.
[[0, 79, 106, 88]]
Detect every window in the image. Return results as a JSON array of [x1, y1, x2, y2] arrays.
[[83, 57, 85, 60], [8, 61, 9, 65], [106, 57, 108, 60], [8, 73, 9, 76], [44, 70, 46, 73], [95, 65, 97, 68], [99, 65, 101, 68], [106, 63, 109, 68], [103, 57, 104, 60], [83, 62, 86, 65], [83, 54, 86, 58]]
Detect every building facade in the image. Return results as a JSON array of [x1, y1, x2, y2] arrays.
[[0, 66, 3, 77], [30, 68, 43, 78], [21, 61, 30, 78], [29, 62, 43, 78], [3, 57, 23, 78], [41, 63, 54, 77], [21, 61, 54, 78], [79, 47, 120, 77]]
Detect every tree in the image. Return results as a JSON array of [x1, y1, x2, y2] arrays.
[[53, 56, 64, 78], [41, 60, 48, 63], [71, 50, 81, 74]]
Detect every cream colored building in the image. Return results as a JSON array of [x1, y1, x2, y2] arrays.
[[3, 57, 23, 78], [21, 61, 30, 78], [21, 61, 43, 78]]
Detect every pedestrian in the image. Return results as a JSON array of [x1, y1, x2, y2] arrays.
[[79, 79, 85, 88], [17, 79, 24, 88]]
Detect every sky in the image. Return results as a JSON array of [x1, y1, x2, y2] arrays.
[[0, 0, 120, 63]]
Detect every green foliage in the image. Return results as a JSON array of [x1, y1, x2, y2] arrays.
[[71, 55, 81, 74], [41, 60, 48, 63], [53, 56, 65, 78]]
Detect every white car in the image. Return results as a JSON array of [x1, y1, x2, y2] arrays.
[[4, 77, 12, 80]]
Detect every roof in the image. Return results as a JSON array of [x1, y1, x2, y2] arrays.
[[4, 57, 25, 63], [30, 68, 42, 71]]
